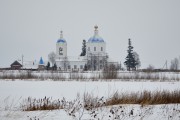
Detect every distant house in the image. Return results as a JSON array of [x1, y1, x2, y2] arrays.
[[23, 60, 38, 70], [11, 61, 22, 70]]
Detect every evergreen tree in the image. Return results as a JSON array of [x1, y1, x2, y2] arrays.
[[80, 40, 86, 56], [84, 64, 88, 71], [46, 62, 50, 70], [124, 38, 136, 71], [53, 63, 57, 70]]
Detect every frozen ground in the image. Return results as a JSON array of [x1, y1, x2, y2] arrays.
[[1, 70, 180, 81], [1, 80, 180, 100], [1, 104, 180, 120], [0, 80, 180, 119]]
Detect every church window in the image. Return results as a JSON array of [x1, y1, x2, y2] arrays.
[[101, 47, 103, 51], [59, 47, 63, 55], [94, 47, 96, 51]]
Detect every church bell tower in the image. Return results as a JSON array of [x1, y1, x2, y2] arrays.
[[56, 31, 67, 59]]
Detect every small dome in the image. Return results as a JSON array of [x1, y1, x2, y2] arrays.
[[57, 31, 66, 43], [57, 38, 66, 43], [88, 25, 105, 43]]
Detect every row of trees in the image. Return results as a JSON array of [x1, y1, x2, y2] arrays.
[[124, 39, 180, 71], [46, 61, 57, 70]]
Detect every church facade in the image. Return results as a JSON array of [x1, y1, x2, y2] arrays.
[[55, 26, 118, 71]]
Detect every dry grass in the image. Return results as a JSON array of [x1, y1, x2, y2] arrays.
[[1, 70, 180, 81], [69, 72, 87, 80], [20, 90, 180, 112], [102, 64, 118, 79], [21, 96, 63, 111], [0, 70, 36, 79], [106, 90, 180, 106], [83, 93, 105, 110]]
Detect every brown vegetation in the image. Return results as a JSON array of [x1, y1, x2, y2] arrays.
[[21, 96, 63, 111], [21, 90, 180, 111], [1, 70, 180, 81], [106, 90, 180, 106]]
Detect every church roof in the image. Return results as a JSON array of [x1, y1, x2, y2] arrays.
[[57, 38, 66, 43], [88, 36, 104, 43], [88, 25, 105, 43], [11, 60, 22, 67], [39, 57, 44, 65]]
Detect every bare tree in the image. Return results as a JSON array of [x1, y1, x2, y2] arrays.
[[133, 51, 141, 69], [48, 52, 56, 65], [103, 64, 118, 79], [170, 57, 179, 70], [147, 64, 155, 71]]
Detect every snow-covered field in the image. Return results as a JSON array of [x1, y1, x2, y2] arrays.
[[1, 70, 180, 81], [0, 80, 180, 119], [1, 104, 180, 120]]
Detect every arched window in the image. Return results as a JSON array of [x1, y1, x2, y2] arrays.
[[59, 47, 63, 55]]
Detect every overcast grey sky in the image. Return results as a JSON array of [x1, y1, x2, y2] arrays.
[[0, 0, 180, 68]]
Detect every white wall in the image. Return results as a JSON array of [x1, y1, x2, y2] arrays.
[[56, 43, 67, 59], [56, 60, 86, 71], [86, 42, 106, 55]]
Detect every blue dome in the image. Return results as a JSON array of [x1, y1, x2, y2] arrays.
[[88, 36, 104, 43], [88, 25, 105, 43], [57, 38, 66, 43]]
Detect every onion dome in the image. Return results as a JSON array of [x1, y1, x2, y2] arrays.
[[57, 31, 66, 43], [88, 25, 104, 43]]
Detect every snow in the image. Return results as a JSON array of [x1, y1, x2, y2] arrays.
[[0, 80, 179, 101], [0, 104, 180, 120], [0, 80, 180, 119]]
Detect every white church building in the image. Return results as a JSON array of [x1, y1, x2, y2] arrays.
[[55, 25, 118, 71]]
